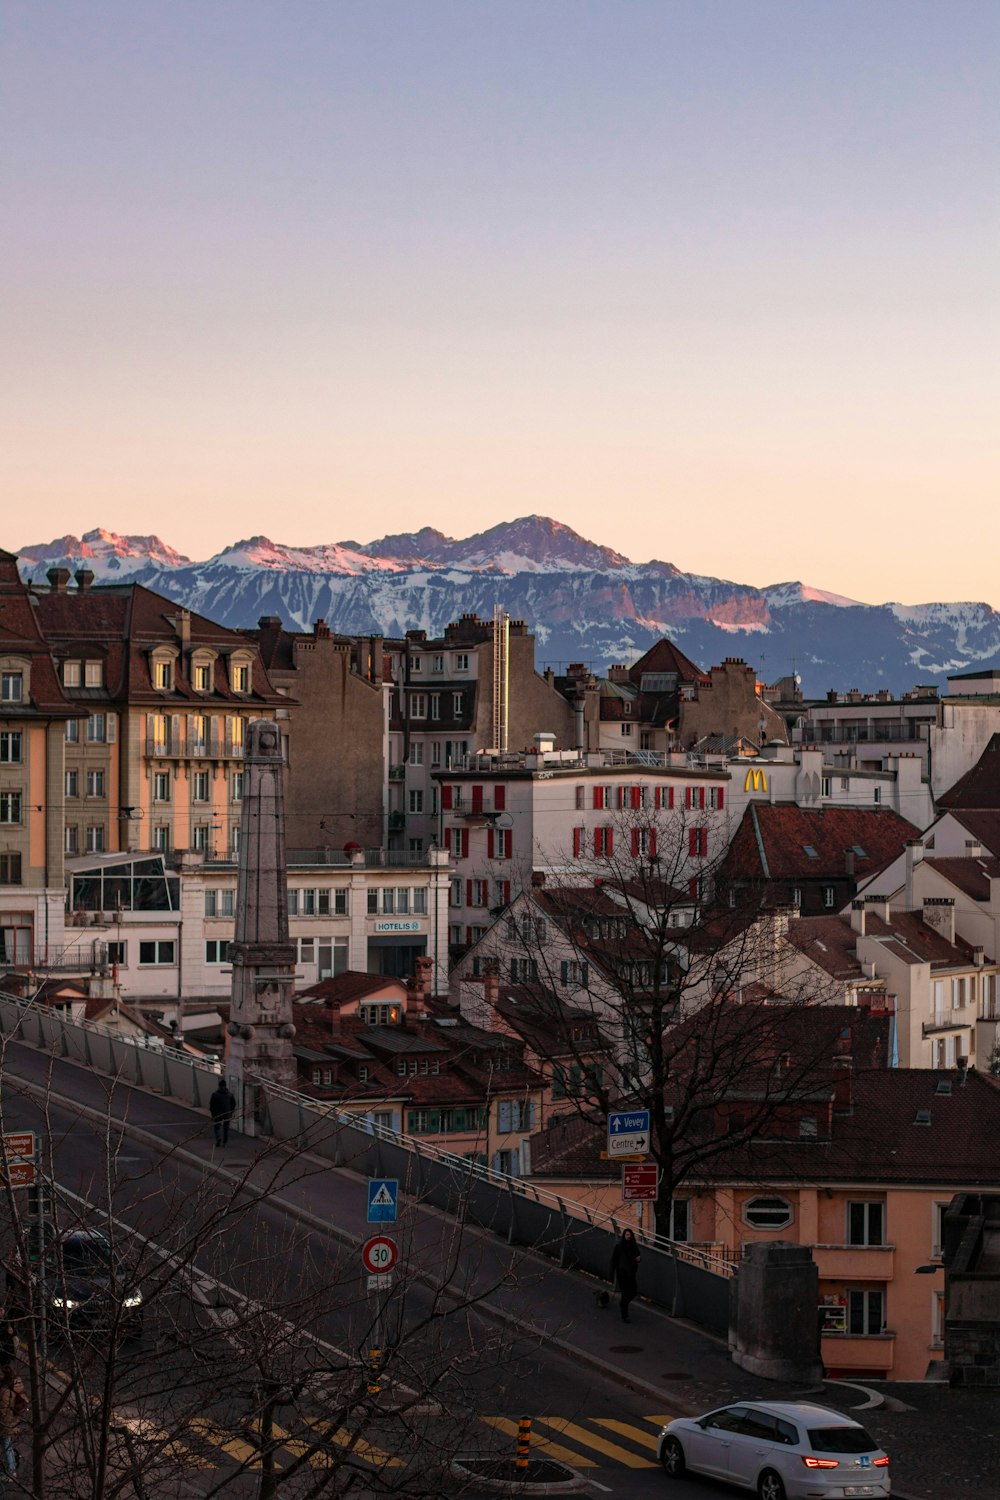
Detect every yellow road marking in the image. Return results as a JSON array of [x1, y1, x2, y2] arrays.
[[643, 1414, 675, 1428], [300, 1414, 405, 1469], [535, 1417, 655, 1468], [481, 1416, 597, 1468], [189, 1418, 269, 1468], [592, 1418, 661, 1454]]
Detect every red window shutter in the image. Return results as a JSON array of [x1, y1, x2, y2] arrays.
[[685, 788, 691, 809], [466, 880, 473, 906], [594, 828, 602, 858], [631, 829, 640, 857], [472, 785, 483, 813], [668, 787, 675, 809], [503, 880, 510, 905], [444, 828, 452, 853], [689, 877, 699, 899], [606, 827, 613, 856], [631, 786, 641, 810], [689, 828, 698, 856], [442, 785, 453, 811], [593, 787, 603, 810], [649, 829, 657, 858], [487, 828, 495, 859], [506, 830, 513, 858], [702, 828, 709, 856], [573, 827, 582, 858], [494, 785, 506, 811], [654, 787, 661, 809], [461, 829, 470, 859], [717, 787, 724, 810], [465, 926, 473, 946]]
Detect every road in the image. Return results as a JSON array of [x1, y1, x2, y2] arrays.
[[0, 1039, 756, 1497]]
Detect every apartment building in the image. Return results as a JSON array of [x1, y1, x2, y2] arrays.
[[32, 565, 287, 864]]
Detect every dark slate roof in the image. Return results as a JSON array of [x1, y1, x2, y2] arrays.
[[724, 802, 920, 882], [945, 809, 1000, 856], [924, 855, 1000, 902], [938, 734, 1000, 809]]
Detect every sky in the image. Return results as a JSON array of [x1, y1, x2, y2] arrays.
[[2, 1, 997, 604]]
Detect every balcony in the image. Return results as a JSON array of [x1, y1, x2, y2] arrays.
[[458, 802, 501, 821], [923, 1014, 968, 1037], [388, 764, 406, 780], [821, 1332, 895, 1372], [387, 811, 405, 831], [814, 1244, 895, 1280], [145, 736, 244, 760], [798, 724, 926, 746]]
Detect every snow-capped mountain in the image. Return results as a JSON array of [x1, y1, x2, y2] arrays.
[[15, 516, 1000, 696]]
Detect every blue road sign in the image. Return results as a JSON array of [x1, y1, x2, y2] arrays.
[[367, 1178, 399, 1223], [608, 1110, 650, 1136]]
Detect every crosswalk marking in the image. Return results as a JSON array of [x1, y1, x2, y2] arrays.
[[300, 1414, 405, 1469], [481, 1416, 597, 1468], [534, 1417, 655, 1469], [189, 1419, 270, 1469], [592, 1418, 660, 1453]]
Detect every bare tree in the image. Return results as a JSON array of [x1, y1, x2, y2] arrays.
[[0, 1041, 538, 1499], [467, 801, 855, 1238]]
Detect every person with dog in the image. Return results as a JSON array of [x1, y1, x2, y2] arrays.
[[610, 1228, 641, 1323]]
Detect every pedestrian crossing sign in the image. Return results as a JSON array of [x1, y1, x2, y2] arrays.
[[367, 1178, 399, 1222]]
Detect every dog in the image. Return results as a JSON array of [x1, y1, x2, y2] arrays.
[[594, 1289, 611, 1309]]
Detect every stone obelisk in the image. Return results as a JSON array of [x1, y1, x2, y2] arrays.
[[227, 719, 297, 1119]]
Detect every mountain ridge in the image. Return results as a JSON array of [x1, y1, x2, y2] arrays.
[[14, 516, 1000, 696]]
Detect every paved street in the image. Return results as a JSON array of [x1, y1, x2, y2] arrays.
[[0, 1037, 995, 1498]]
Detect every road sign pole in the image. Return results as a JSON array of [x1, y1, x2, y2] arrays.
[[32, 1137, 47, 1415]]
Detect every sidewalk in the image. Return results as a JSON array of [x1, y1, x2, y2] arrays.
[[6, 1040, 995, 1500]]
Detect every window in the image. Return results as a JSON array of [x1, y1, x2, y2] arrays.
[[432, 654, 444, 673], [64, 825, 78, 854], [85, 660, 103, 688], [232, 664, 250, 693], [430, 694, 440, 720], [409, 837, 424, 855], [409, 655, 422, 673], [317, 937, 347, 978], [452, 692, 463, 716], [192, 824, 210, 852], [847, 1201, 885, 1247], [430, 741, 441, 766], [231, 771, 244, 802], [205, 940, 231, 963], [0, 732, 22, 764], [229, 717, 245, 754], [824, 886, 835, 908], [139, 940, 176, 966], [193, 663, 212, 691], [559, 959, 590, 988], [471, 879, 488, 907], [841, 776, 850, 791], [454, 653, 469, 671], [449, 924, 463, 946], [575, 786, 585, 810], [509, 957, 539, 983], [106, 941, 126, 967], [1, 672, 23, 703], [708, 786, 725, 809], [594, 826, 613, 857], [152, 824, 170, 852], [86, 769, 105, 798], [62, 661, 81, 687], [193, 771, 210, 802], [0, 854, 22, 886], [953, 976, 969, 1009], [873, 786, 882, 805], [409, 694, 427, 719], [153, 661, 173, 690], [743, 1196, 793, 1230], [396, 888, 410, 914], [296, 937, 315, 964], [0, 792, 22, 824], [65, 769, 78, 798], [620, 722, 632, 737], [848, 1288, 885, 1336], [413, 887, 427, 914], [408, 742, 423, 766], [409, 790, 424, 814], [688, 827, 708, 857], [152, 771, 170, 802], [65, 719, 80, 743], [88, 713, 107, 743], [792, 886, 802, 906], [822, 776, 831, 796], [189, 715, 209, 754], [669, 1200, 690, 1242]]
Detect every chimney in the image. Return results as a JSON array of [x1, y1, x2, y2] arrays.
[[369, 635, 383, 687], [530, 870, 546, 888], [904, 839, 925, 907], [483, 957, 500, 1013], [410, 954, 434, 1008], [965, 839, 984, 859], [173, 609, 191, 649], [973, 946, 985, 968], [850, 899, 866, 936], [46, 567, 71, 592], [832, 1056, 854, 1114], [313, 618, 331, 640], [865, 893, 892, 925], [74, 568, 95, 592], [922, 897, 955, 946], [574, 696, 585, 752], [845, 849, 856, 878]]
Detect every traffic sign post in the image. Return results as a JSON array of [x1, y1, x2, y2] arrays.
[[367, 1178, 398, 1223], [621, 1163, 659, 1201], [362, 1234, 399, 1400], [606, 1110, 651, 1158], [362, 1236, 398, 1275]]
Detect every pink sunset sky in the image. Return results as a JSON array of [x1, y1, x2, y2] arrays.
[[3, 1, 997, 603]]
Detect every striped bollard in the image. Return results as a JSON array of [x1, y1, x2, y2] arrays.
[[367, 1347, 381, 1396], [516, 1416, 532, 1471]]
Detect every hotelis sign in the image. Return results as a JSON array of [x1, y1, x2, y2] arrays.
[[373, 919, 422, 934]]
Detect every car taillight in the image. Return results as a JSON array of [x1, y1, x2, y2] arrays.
[[802, 1456, 840, 1469], [872, 1456, 890, 1467]]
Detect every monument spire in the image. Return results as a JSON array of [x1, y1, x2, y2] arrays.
[[227, 719, 297, 1107]]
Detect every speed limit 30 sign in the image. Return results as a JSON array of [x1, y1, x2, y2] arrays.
[[362, 1235, 398, 1274]]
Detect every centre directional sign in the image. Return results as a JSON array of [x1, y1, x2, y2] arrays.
[[606, 1110, 650, 1158]]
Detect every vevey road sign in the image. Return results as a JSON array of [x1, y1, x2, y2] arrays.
[[606, 1110, 650, 1157]]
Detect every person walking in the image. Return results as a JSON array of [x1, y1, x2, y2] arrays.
[[209, 1078, 237, 1147], [610, 1228, 641, 1323], [0, 1366, 27, 1481]]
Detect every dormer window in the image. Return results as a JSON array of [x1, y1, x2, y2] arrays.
[[63, 661, 81, 687], [154, 662, 172, 690], [193, 663, 212, 691], [1, 671, 23, 703], [85, 660, 103, 688], [228, 653, 253, 694]]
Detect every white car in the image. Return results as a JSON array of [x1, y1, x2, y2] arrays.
[[658, 1400, 890, 1500]]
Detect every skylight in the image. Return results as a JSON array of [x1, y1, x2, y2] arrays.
[[852, 845, 868, 858], [802, 844, 819, 859]]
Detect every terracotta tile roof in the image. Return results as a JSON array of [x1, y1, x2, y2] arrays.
[[529, 1070, 1000, 1187], [864, 910, 977, 968], [786, 916, 865, 978], [938, 734, 1000, 809], [297, 972, 408, 1005], [627, 638, 703, 685], [724, 803, 920, 882], [924, 855, 1000, 902]]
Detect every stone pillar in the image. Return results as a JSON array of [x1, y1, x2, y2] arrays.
[[227, 719, 297, 1115], [731, 1241, 823, 1382]]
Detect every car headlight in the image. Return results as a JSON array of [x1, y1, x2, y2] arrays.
[[123, 1294, 143, 1308], [51, 1297, 80, 1310]]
